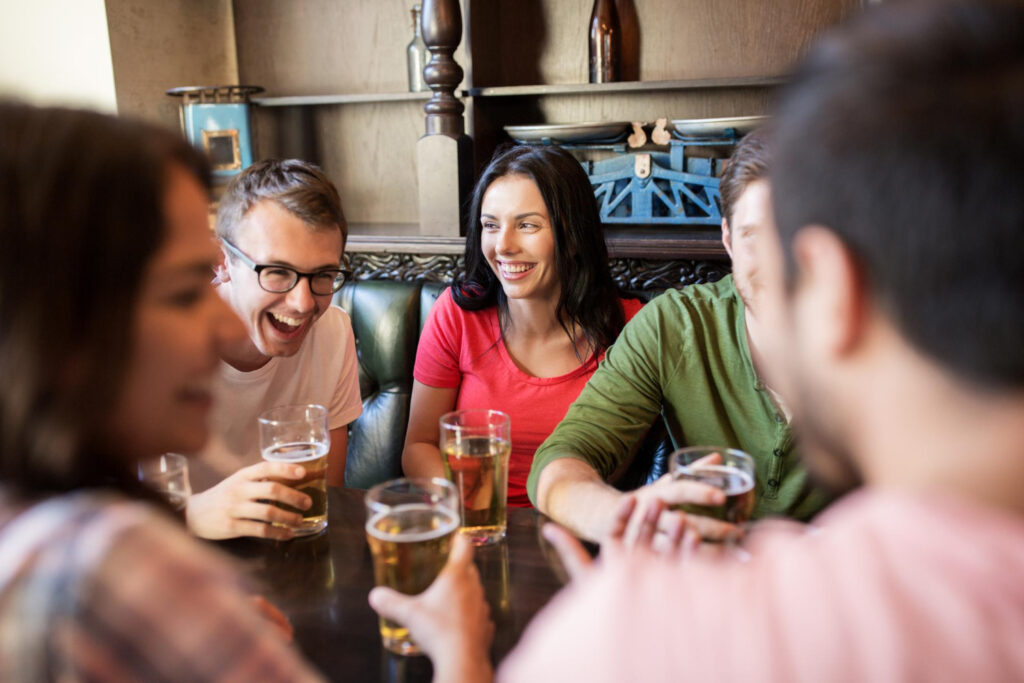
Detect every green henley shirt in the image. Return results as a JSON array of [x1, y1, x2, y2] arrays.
[[527, 275, 832, 522]]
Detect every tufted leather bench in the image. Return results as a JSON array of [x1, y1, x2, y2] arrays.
[[334, 280, 670, 491]]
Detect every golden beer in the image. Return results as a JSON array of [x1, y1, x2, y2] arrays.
[[442, 436, 510, 545], [670, 447, 758, 528], [675, 464, 755, 524], [262, 441, 328, 536], [365, 503, 459, 655]]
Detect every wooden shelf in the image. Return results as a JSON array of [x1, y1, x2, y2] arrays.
[[253, 76, 783, 107], [465, 76, 785, 98], [346, 228, 727, 260], [253, 91, 432, 107], [348, 234, 464, 255], [605, 228, 727, 260]]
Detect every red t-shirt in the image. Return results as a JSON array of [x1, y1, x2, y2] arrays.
[[414, 289, 643, 507]]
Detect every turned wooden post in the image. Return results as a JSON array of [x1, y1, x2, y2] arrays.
[[417, 0, 473, 236]]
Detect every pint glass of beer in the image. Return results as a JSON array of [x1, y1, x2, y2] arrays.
[[258, 404, 330, 537], [670, 446, 757, 525], [439, 410, 511, 545], [365, 477, 460, 655]]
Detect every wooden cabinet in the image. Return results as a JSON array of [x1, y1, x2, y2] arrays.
[[233, 0, 859, 250]]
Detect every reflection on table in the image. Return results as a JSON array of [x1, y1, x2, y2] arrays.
[[219, 486, 564, 681]]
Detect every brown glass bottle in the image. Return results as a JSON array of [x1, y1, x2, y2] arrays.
[[589, 0, 621, 83], [615, 0, 640, 81]]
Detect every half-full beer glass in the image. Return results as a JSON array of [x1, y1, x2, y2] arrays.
[[439, 409, 510, 545], [259, 404, 330, 537], [670, 446, 757, 525], [365, 478, 460, 655]]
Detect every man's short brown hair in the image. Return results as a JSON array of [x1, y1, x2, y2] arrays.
[[719, 128, 772, 225], [216, 159, 347, 247]]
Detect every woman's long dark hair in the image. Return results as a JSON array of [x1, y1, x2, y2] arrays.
[[453, 145, 625, 356], [0, 102, 210, 497]]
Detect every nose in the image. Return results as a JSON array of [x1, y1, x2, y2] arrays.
[[284, 276, 317, 314], [495, 224, 518, 255]]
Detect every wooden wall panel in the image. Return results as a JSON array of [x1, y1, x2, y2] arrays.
[[468, 0, 859, 86], [233, 0, 468, 96], [106, 0, 238, 130], [252, 101, 424, 226]]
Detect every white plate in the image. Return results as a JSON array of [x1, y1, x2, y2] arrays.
[[504, 122, 631, 144], [670, 115, 768, 137]]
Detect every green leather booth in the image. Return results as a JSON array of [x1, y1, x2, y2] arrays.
[[334, 280, 670, 491]]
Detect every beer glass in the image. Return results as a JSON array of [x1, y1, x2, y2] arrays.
[[365, 477, 460, 655], [670, 446, 757, 525], [258, 403, 330, 537], [439, 409, 511, 545], [138, 453, 191, 516]]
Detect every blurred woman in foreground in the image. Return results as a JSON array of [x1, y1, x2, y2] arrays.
[[0, 103, 489, 681]]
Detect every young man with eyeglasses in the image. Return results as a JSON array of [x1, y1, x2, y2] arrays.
[[185, 159, 363, 541]]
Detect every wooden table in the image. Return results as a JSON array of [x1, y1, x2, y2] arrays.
[[220, 486, 565, 681]]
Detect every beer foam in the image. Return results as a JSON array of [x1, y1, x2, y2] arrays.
[[261, 441, 328, 464], [365, 504, 460, 542]]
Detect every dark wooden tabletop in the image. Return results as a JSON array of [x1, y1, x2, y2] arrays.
[[219, 486, 565, 682]]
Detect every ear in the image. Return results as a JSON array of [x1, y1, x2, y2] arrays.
[[790, 226, 866, 358], [721, 218, 734, 258], [214, 244, 231, 284]]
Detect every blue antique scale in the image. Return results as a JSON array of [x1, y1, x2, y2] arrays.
[[505, 116, 764, 227]]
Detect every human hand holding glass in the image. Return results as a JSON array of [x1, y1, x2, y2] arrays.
[[258, 404, 330, 537], [365, 477, 463, 655], [670, 446, 757, 525]]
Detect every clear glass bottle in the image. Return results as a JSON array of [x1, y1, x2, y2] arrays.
[[407, 5, 429, 92]]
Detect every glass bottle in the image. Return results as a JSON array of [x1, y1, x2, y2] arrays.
[[615, 0, 640, 81], [589, 0, 621, 83], [407, 5, 429, 92]]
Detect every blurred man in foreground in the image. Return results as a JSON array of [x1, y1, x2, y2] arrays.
[[375, 1, 1024, 680]]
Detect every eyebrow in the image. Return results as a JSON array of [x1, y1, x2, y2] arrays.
[[480, 212, 546, 220], [263, 259, 343, 271]]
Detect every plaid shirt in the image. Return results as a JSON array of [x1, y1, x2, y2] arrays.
[[0, 489, 323, 682]]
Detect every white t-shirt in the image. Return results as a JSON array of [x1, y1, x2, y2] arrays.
[[190, 305, 363, 491]]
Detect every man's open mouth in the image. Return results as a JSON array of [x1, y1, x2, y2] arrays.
[[267, 311, 304, 334]]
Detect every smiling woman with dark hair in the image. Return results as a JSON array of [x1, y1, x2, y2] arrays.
[[402, 145, 642, 507]]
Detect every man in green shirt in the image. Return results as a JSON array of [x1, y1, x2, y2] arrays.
[[528, 131, 831, 541]]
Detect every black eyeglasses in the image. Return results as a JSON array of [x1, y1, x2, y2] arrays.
[[221, 238, 352, 295]]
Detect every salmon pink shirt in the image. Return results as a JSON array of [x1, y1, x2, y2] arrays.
[[414, 288, 643, 507]]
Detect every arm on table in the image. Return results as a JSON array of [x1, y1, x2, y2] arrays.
[[531, 299, 733, 543], [402, 380, 458, 479], [537, 454, 732, 544], [327, 425, 348, 487]]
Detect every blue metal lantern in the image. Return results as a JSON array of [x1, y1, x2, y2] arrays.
[[166, 85, 263, 185]]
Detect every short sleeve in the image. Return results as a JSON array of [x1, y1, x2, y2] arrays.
[[413, 288, 463, 388], [621, 296, 644, 324], [328, 307, 364, 431]]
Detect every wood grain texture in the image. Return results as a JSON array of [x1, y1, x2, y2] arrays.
[[468, 0, 859, 86], [233, 0, 468, 96], [105, 0, 238, 130], [252, 101, 425, 225]]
